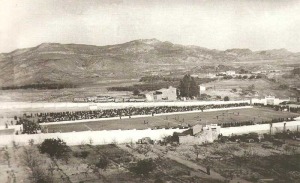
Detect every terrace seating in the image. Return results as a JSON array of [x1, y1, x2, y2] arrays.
[[24, 103, 250, 124]]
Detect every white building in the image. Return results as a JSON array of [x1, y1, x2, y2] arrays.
[[146, 86, 177, 101], [226, 70, 236, 76], [179, 124, 221, 144], [207, 73, 216, 78], [251, 96, 290, 105], [199, 85, 206, 95]]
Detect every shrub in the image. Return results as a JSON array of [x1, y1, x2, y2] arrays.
[[95, 157, 109, 170], [73, 151, 90, 159], [39, 138, 71, 160], [130, 159, 156, 176], [224, 96, 230, 101]]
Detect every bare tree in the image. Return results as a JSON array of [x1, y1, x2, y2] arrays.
[[28, 139, 35, 146], [134, 144, 152, 156], [191, 145, 202, 160], [4, 150, 10, 166], [20, 146, 54, 183]]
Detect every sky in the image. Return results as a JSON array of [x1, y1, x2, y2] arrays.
[[1, 0, 300, 53]]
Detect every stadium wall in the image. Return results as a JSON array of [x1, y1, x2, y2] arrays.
[[0, 100, 251, 110], [220, 121, 300, 136], [0, 128, 185, 147]]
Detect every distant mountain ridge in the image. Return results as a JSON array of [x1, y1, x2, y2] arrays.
[[0, 39, 299, 87]]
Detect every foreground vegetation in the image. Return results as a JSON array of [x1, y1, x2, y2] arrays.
[[1, 129, 300, 183]]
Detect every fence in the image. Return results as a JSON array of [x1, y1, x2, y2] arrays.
[[0, 100, 251, 110], [220, 121, 300, 136], [0, 128, 185, 147]]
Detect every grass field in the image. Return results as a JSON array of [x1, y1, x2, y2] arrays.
[[44, 107, 299, 133]]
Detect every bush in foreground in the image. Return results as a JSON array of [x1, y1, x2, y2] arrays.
[[130, 158, 156, 176], [38, 138, 71, 160]]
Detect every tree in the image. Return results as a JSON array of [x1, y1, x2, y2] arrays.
[[239, 69, 249, 74], [38, 138, 71, 160], [292, 67, 300, 75], [191, 145, 202, 159], [21, 146, 54, 183], [95, 157, 109, 170], [178, 75, 199, 98], [130, 159, 156, 176], [248, 84, 255, 91], [249, 75, 255, 79], [4, 150, 10, 166], [22, 119, 40, 134], [133, 89, 140, 96], [28, 139, 35, 146], [224, 96, 230, 101]]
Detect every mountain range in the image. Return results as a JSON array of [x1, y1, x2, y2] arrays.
[[0, 39, 299, 87]]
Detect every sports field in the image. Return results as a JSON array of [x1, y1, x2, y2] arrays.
[[44, 107, 299, 133]]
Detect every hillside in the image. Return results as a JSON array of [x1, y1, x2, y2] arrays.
[[0, 39, 299, 87]]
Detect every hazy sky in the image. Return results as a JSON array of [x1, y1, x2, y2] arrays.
[[1, 0, 300, 53]]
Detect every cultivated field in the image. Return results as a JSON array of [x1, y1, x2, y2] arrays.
[[204, 79, 297, 99], [1, 138, 299, 183], [44, 107, 299, 133], [0, 79, 137, 103]]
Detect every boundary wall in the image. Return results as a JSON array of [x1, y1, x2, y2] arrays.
[[220, 121, 300, 136], [0, 128, 185, 147], [0, 100, 251, 110]]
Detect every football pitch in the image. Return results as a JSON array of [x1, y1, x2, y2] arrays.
[[44, 107, 299, 133]]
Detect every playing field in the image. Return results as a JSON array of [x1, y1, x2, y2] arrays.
[[44, 107, 299, 133]]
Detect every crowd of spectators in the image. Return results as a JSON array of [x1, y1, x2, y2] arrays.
[[24, 103, 249, 123], [218, 117, 296, 127], [254, 103, 300, 113]]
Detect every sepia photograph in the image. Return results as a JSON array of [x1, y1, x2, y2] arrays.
[[0, 0, 300, 182]]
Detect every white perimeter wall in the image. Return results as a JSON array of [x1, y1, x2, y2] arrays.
[[220, 121, 300, 136], [0, 128, 185, 147], [0, 100, 251, 110]]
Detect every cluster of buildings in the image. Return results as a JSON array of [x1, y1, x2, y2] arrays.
[[145, 86, 177, 101], [192, 69, 284, 79], [73, 86, 178, 103]]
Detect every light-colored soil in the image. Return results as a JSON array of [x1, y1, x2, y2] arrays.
[[0, 79, 137, 103], [204, 79, 297, 99]]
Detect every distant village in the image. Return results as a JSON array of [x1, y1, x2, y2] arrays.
[[73, 68, 300, 103]]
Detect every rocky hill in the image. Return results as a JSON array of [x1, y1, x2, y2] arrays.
[[0, 39, 299, 87]]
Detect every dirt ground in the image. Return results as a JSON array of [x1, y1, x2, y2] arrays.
[[204, 78, 298, 99], [44, 107, 299, 133], [0, 79, 137, 103], [1, 137, 299, 183]]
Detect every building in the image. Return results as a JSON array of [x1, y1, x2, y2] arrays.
[[226, 70, 236, 76], [207, 73, 216, 78], [86, 96, 97, 102], [179, 124, 221, 145], [73, 97, 86, 102], [199, 85, 206, 95], [146, 86, 177, 101], [251, 96, 290, 105]]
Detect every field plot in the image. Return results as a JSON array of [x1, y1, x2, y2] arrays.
[[45, 107, 299, 133], [0, 79, 137, 103], [204, 79, 297, 99]]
